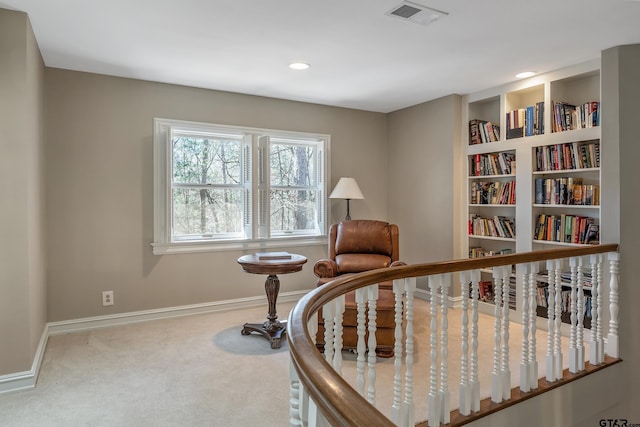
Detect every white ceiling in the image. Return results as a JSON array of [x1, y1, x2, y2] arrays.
[[2, 0, 640, 113]]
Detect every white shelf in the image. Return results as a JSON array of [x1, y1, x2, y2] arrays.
[[468, 174, 515, 180], [532, 204, 599, 209], [532, 167, 599, 175], [468, 235, 516, 242], [469, 204, 515, 208]]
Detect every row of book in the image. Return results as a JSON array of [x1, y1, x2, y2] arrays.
[[469, 152, 516, 176], [534, 177, 599, 206], [537, 271, 593, 289], [534, 214, 599, 244], [468, 247, 512, 258], [469, 215, 516, 239], [470, 180, 515, 205], [534, 141, 600, 171], [468, 119, 501, 145], [535, 286, 593, 318], [506, 102, 545, 139], [552, 101, 600, 132]]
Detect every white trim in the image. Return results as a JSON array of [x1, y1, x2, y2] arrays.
[[151, 235, 327, 255], [415, 287, 462, 308], [0, 324, 49, 395], [48, 289, 311, 335], [153, 118, 331, 255], [0, 289, 311, 394]]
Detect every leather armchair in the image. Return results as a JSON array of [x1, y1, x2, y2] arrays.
[[314, 220, 405, 358]]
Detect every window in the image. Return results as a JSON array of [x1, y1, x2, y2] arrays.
[[152, 118, 329, 254]]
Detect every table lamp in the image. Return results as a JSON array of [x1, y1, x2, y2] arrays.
[[329, 177, 364, 221]]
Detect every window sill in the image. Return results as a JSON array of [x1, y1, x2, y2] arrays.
[[151, 235, 328, 255]]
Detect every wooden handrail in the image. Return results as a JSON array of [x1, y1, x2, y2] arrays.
[[287, 244, 618, 426]]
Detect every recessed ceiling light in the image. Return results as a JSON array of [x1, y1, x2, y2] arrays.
[[516, 71, 536, 79], [289, 62, 310, 70]]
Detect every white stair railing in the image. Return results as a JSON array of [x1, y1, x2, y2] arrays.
[[288, 245, 620, 427]]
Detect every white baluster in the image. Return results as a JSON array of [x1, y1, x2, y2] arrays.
[[403, 277, 416, 427], [528, 262, 539, 389], [307, 399, 331, 427], [576, 257, 585, 371], [553, 259, 563, 380], [589, 255, 603, 365], [596, 255, 604, 363], [491, 266, 504, 403], [569, 257, 578, 373], [323, 302, 335, 365], [501, 266, 511, 401], [428, 275, 441, 427], [367, 284, 378, 404], [391, 279, 404, 425], [520, 264, 530, 392], [290, 360, 302, 426], [545, 259, 556, 382], [470, 269, 480, 412], [459, 270, 471, 416], [332, 294, 345, 375], [440, 273, 451, 424], [355, 288, 367, 396], [309, 311, 318, 345], [606, 252, 620, 358], [302, 312, 318, 424]]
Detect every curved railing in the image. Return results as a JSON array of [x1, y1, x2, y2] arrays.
[[287, 244, 619, 426]]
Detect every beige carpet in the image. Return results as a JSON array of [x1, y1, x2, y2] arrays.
[[0, 299, 571, 426]]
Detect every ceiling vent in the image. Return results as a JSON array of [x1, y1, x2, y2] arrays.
[[386, 1, 448, 26]]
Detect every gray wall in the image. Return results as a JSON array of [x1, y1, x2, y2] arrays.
[[387, 94, 462, 265], [0, 9, 47, 375], [44, 69, 390, 321]]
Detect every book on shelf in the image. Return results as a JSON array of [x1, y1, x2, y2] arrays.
[[469, 247, 512, 258], [255, 251, 292, 260], [479, 281, 494, 302], [469, 119, 500, 145], [552, 100, 600, 132], [534, 141, 600, 172], [470, 181, 515, 205], [469, 215, 515, 238], [506, 102, 543, 139], [470, 152, 515, 176], [534, 214, 599, 244], [533, 177, 598, 206]]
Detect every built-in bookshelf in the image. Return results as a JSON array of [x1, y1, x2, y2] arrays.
[[461, 59, 603, 319]]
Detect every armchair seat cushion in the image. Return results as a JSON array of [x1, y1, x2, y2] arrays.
[[335, 253, 392, 274]]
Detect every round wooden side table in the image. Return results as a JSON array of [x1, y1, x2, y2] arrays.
[[237, 253, 307, 349]]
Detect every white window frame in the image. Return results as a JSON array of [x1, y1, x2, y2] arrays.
[[152, 118, 330, 255]]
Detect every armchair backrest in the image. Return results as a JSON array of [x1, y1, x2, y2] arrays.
[[328, 220, 399, 274]]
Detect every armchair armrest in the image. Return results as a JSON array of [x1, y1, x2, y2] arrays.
[[390, 261, 407, 268], [313, 259, 338, 278]]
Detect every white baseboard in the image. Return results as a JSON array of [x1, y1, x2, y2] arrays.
[[47, 289, 310, 336], [0, 323, 49, 395], [415, 287, 462, 308], [0, 289, 310, 395]]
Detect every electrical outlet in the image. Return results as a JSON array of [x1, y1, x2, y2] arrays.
[[102, 290, 114, 306]]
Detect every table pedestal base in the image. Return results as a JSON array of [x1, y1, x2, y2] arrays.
[[241, 320, 287, 349]]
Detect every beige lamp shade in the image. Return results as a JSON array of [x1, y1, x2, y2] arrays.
[[329, 177, 364, 220], [329, 177, 364, 200]]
